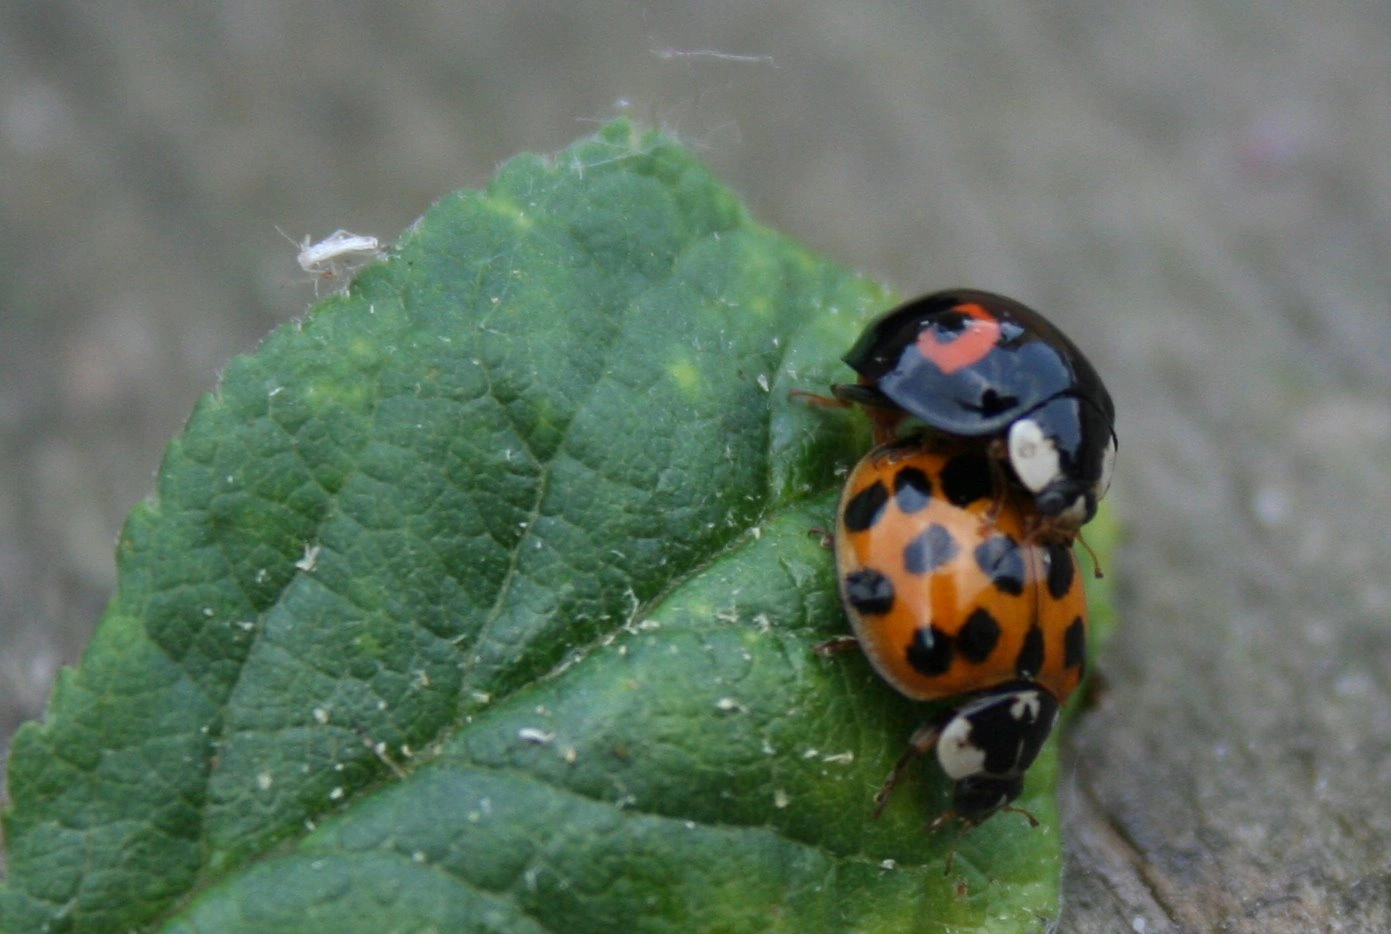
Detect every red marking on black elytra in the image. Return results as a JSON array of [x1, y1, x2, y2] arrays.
[[914, 302, 1003, 375]]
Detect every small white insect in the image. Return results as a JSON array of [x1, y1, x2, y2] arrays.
[[279, 228, 384, 294]]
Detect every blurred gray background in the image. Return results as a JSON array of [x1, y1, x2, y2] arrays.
[[3, 2, 1389, 930]]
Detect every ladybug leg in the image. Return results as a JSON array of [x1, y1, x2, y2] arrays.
[[978, 438, 1013, 530], [786, 388, 850, 409], [829, 382, 894, 409], [924, 814, 967, 876], [830, 383, 904, 444], [812, 635, 860, 657], [871, 720, 944, 818], [999, 803, 1041, 827]]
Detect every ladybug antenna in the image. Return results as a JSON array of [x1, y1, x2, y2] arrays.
[[1075, 532, 1104, 579]]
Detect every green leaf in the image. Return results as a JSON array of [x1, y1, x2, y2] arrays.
[[1, 120, 1112, 933]]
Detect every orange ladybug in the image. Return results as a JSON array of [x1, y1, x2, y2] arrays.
[[830, 441, 1088, 827]]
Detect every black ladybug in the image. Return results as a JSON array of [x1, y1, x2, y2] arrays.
[[834, 289, 1116, 531]]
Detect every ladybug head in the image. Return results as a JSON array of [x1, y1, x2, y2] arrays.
[[933, 683, 1060, 825], [1006, 396, 1117, 530]]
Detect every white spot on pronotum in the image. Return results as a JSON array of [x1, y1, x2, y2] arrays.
[[518, 727, 555, 745], [1009, 691, 1042, 721], [936, 716, 987, 780], [295, 544, 320, 572], [1008, 418, 1061, 493]]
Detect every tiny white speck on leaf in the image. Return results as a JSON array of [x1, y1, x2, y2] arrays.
[[312, 706, 330, 724], [518, 727, 555, 745], [295, 544, 320, 572], [773, 788, 790, 809]]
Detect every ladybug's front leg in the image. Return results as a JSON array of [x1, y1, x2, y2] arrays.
[[871, 718, 947, 819], [812, 635, 859, 657]]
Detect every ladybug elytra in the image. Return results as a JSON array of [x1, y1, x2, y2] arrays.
[[833, 289, 1116, 532]]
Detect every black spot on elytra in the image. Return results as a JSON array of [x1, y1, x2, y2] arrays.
[[1015, 626, 1044, 678], [892, 466, 933, 513], [907, 624, 953, 677], [843, 569, 894, 615], [975, 535, 1025, 596], [1045, 543, 1075, 599], [977, 388, 1018, 417], [843, 481, 889, 533], [956, 609, 1001, 663], [1064, 617, 1086, 673], [938, 453, 994, 506], [903, 523, 958, 574]]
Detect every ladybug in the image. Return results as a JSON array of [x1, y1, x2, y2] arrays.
[[828, 441, 1088, 829], [833, 289, 1117, 532]]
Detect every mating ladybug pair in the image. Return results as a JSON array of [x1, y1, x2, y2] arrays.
[[817, 289, 1115, 835]]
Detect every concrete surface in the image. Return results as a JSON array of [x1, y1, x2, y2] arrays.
[[2, 2, 1389, 930]]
